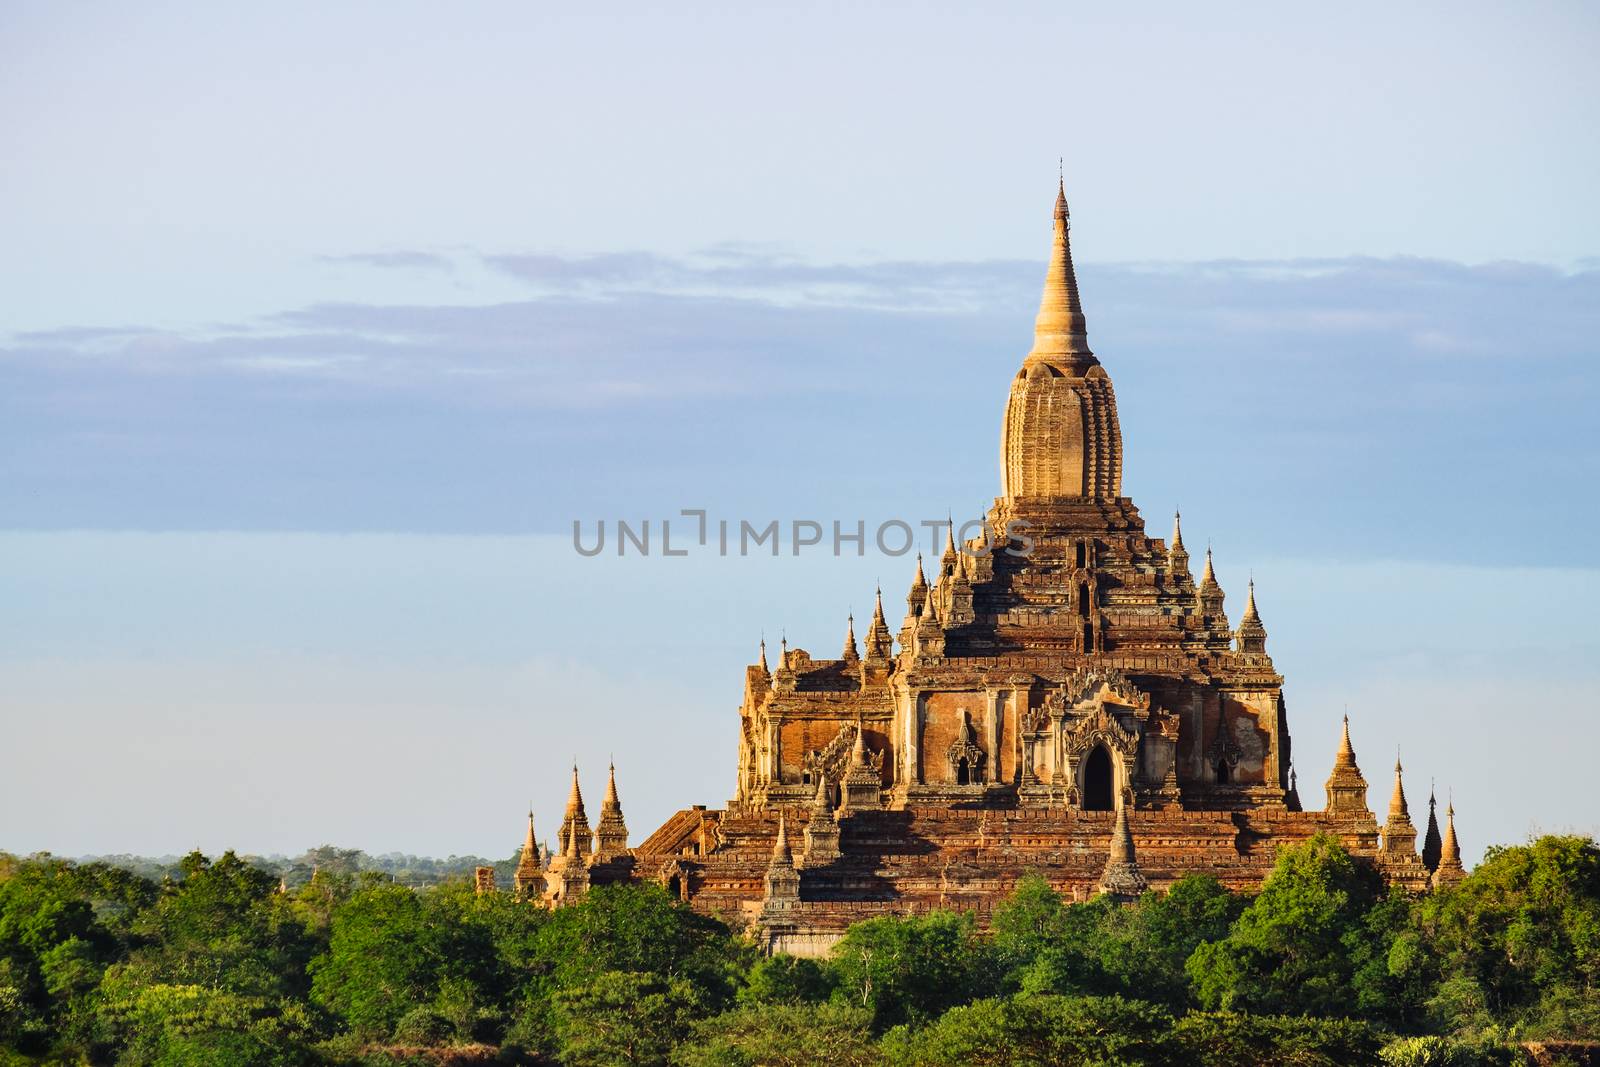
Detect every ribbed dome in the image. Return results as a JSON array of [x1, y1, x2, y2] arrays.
[[1001, 182, 1123, 500]]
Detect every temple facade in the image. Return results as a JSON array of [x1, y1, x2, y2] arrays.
[[506, 183, 1466, 954]]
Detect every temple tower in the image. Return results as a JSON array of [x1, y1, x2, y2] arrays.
[[513, 811, 546, 902], [1097, 800, 1149, 901], [1432, 801, 1467, 889], [1001, 179, 1122, 499], [594, 762, 630, 859], [800, 774, 841, 867], [1421, 786, 1444, 874], [1381, 756, 1419, 856], [556, 764, 593, 863]]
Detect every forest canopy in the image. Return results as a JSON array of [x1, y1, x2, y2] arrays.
[[1, 833, 1597, 1066]]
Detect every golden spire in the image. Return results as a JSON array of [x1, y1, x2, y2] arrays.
[[1389, 754, 1410, 822], [842, 613, 859, 660], [1235, 576, 1268, 653], [1335, 715, 1357, 767], [1025, 175, 1095, 370], [566, 764, 585, 814], [758, 636, 769, 674], [1171, 509, 1184, 550], [1432, 797, 1467, 888]]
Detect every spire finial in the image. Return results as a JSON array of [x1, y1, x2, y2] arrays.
[[1028, 171, 1091, 367]]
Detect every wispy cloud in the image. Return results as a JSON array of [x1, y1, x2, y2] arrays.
[[2, 251, 1596, 564]]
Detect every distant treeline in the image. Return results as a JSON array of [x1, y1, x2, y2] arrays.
[[72, 846, 517, 889], [2, 833, 1598, 1066]]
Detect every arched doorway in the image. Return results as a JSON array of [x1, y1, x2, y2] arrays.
[[1083, 745, 1114, 811], [956, 756, 971, 785]]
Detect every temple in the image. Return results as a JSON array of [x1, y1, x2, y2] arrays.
[[504, 181, 1466, 953]]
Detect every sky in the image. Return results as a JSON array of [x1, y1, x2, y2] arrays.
[[2, 2, 1598, 866]]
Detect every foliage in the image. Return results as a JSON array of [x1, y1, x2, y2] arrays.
[[737, 953, 833, 1006], [1168, 1010, 1382, 1066], [1418, 835, 1600, 1038], [673, 1001, 881, 1067], [883, 993, 1178, 1066], [1, 835, 1596, 1064], [1186, 833, 1386, 1016], [553, 969, 705, 1066], [828, 909, 996, 1030], [1379, 1034, 1518, 1067]]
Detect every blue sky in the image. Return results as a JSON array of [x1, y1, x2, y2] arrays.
[[2, 2, 1598, 862]]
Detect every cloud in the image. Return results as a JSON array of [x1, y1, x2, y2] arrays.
[[1, 251, 1596, 567]]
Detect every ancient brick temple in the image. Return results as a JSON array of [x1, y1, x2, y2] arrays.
[[514, 183, 1466, 954]]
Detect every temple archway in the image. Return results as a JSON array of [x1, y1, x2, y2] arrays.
[[1083, 745, 1114, 811]]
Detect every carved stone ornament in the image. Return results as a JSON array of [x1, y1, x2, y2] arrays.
[[803, 723, 883, 783], [945, 710, 986, 783], [1207, 708, 1243, 770], [1059, 665, 1148, 709], [1064, 702, 1140, 759]]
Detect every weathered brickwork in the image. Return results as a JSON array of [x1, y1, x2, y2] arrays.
[[502, 182, 1463, 954]]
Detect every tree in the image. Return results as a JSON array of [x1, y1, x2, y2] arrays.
[[736, 954, 832, 1006], [828, 910, 995, 1030], [1089, 874, 1244, 1007], [309, 880, 439, 1039], [1170, 1010, 1381, 1067], [553, 969, 705, 1067], [535, 884, 748, 1007], [884, 993, 1178, 1067], [1186, 834, 1384, 1016], [1419, 834, 1600, 1038], [673, 1001, 880, 1067]]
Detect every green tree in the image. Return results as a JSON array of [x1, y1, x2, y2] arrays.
[[737, 954, 832, 1006], [1170, 1010, 1381, 1067], [1419, 834, 1600, 1038], [309, 880, 439, 1039], [1089, 874, 1244, 1007], [553, 969, 705, 1067], [884, 993, 1177, 1067], [1186, 834, 1383, 1016], [673, 1001, 880, 1067], [828, 910, 995, 1030]]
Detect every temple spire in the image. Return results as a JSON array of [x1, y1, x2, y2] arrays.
[[595, 760, 629, 858], [1432, 798, 1467, 888], [514, 809, 546, 902], [842, 613, 859, 661], [865, 585, 894, 662], [1381, 753, 1418, 856], [1167, 509, 1191, 581], [1198, 547, 1227, 621], [758, 637, 769, 674], [1336, 715, 1356, 767], [1324, 714, 1371, 816], [1026, 176, 1094, 369], [761, 813, 801, 910], [1235, 578, 1268, 654], [558, 763, 592, 860], [1097, 798, 1148, 900], [1422, 783, 1444, 873]]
